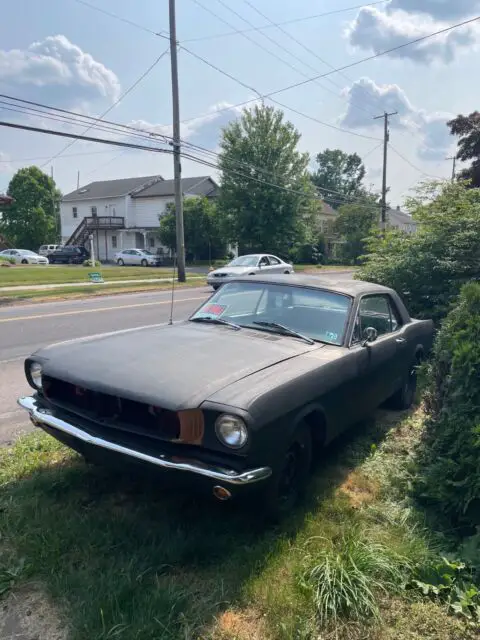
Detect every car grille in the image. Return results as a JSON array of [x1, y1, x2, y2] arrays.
[[213, 273, 229, 278], [42, 375, 181, 441]]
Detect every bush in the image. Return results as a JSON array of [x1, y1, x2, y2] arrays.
[[0, 256, 14, 265], [416, 282, 480, 529], [358, 181, 480, 324], [82, 259, 101, 267]]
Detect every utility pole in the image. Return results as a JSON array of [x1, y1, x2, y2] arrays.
[[77, 170, 80, 190], [169, 0, 186, 282], [50, 166, 59, 242], [446, 156, 456, 182], [374, 111, 397, 231]]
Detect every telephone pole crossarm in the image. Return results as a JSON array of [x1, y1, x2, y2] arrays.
[[373, 111, 397, 231]]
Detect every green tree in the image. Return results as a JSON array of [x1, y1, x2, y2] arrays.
[[333, 195, 380, 264], [218, 104, 316, 256], [447, 112, 480, 188], [358, 181, 480, 324], [310, 149, 366, 208], [158, 197, 226, 261], [0, 166, 61, 249]]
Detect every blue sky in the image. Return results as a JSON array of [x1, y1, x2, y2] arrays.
[[1, 0, 479, 205]]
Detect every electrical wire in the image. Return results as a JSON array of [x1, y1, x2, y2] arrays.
[[38, 47, 171, 168], [390, 146, 445, 180]]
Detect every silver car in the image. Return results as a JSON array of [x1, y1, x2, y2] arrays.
[[114, 249, 157, 267], [0, 249, 49, 265], [207, 253, 294, 290]]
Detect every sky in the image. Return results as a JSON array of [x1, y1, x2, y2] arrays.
[[0, 0, 479, 206]]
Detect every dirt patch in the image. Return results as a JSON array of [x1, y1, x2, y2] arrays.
[[338, 468, 380, 508], [0, 584, 67, 640], [209, 608, 269, 640]]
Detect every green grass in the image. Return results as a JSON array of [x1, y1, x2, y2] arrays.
[[0, 265, 178, 286], [0, 279, 206, 304], [0, 408, 475, 640]]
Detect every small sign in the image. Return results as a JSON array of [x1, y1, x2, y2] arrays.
[[88, 272, 104, 284]]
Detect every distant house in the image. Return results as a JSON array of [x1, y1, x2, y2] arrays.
[[60, 175, 219, 261], [316, 201, 343, 257], [387, 206, 417, 234]]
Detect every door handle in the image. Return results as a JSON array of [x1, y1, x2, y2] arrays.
[[395, 337, 407, 345]]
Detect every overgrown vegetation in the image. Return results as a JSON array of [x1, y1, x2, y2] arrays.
[[358, 181, 480, 323], [416, 282, 480, 532], [1, 408, 477, 639]]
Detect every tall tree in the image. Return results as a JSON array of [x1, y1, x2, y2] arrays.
[[0, 166, 61, 249], [311, 149, 366, 208], [158, 197, 226, 261], [447, 112, 480, 187], [333, 195, 380, 264], [218, 104, 316, 256]]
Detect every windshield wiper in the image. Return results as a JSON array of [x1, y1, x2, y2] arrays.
[[190, 316, 242, 331], [252, 321, 315, 345]]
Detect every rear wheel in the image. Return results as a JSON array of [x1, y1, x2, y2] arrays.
[[117, 258, 124, 266], [388, 357, 420, 410], [260, 423, 312, 521], [21, 259, 28, 264], [284, 270, 291, 274]]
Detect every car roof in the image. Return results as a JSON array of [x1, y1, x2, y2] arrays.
[[227, 273, 395, 297]]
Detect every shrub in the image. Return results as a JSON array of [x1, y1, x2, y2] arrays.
[[82, 259, 101, 267], [0, 255, 14, 265], [358, 181, 480, 324], [299, 527, 411, 625], [416, 282, 480, 529]]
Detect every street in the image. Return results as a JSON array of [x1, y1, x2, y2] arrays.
[[0, 272, 353, 445]]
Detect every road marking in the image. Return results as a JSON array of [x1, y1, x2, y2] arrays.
[[0, 295, 207, 324]]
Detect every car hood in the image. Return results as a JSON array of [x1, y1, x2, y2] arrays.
[[34, 323, 320, 411], [210, 266, 253, 276]]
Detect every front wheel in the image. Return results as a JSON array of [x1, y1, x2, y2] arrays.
[[260, 423, 312, 521], [284, 270, 291, 274], [21, 259, 28, 264], [117, 259, 124, 266], [141, 259, 148, 267]]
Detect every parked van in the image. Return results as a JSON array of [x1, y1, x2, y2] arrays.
[[38, 244, 59, 256]]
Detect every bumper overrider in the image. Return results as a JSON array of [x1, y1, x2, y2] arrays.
[[17, 396, 272, 493]]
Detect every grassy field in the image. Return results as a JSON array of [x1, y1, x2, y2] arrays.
[[0, 279, 207, 304], [0, 406, 474, 640], [0, 265, 178, 287]]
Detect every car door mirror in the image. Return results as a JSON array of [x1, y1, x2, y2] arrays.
[[362, 326, 378, 347]]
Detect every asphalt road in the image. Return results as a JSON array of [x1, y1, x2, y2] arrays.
[[0, 272, 353, 445]]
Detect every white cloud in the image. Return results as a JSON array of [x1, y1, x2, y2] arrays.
[[347, 5, 478, 63], [0, 35, 120, 108], [340, 77, 454, 161]]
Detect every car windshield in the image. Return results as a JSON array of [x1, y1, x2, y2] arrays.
[[228, 256, 259, 267], [190, 281, 352, 346]]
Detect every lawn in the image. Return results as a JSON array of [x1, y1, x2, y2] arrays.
[[0, 265, 179, 287], [0, 407, 475, 640]]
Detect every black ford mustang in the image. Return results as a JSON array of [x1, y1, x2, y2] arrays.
[[18, 275, 434, 517]]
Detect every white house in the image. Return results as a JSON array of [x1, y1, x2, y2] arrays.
[[387, 206, 418, 234], [60, 174, 219, 261]]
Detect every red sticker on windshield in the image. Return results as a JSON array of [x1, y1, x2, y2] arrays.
[[203, 304, 226, 316]]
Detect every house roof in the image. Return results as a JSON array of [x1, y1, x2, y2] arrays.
[[62, 175, 163, 202], [320, 201, 337, 216], [132, 176, 218, 198], [388, 207, 416, 227], [0, 195, 13, 205]]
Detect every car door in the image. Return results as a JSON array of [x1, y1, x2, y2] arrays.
[[257, 255, 270, 274], [350, 294, 406, 411], [267, 255, 284, 274]]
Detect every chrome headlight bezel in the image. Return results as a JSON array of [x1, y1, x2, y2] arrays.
[[28, 361, 43, 390], [215, 413, 249, 449]]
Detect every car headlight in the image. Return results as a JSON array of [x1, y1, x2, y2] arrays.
[[215, 414, 248, 449], [29, 362, 43, 389]]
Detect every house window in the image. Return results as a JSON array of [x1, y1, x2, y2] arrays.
[[72, 207, 78, 219], [112, 236, 117, 249], [149, 237, 155, 248], [91, 206, 97, 217]]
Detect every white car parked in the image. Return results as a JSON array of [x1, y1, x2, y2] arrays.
[[114, 249, 158, 267], [0, 249, 49, 265], [38, 244, 60, 257]]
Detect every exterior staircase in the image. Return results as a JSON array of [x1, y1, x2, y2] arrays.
[[65, 216, 125, 247]]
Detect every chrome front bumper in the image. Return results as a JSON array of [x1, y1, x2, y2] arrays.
[[17, 396, 272, 486]]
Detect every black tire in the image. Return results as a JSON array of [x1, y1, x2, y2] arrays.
[[141, 259, 148, 267], [248, 272, 255, 276], [21, 259, 28, 264], [117, 259, 124, 266], [284, 270, 291, 274], [260, 423, 312, 521], [212, 285, 220, 291], [388, 358, 419, 410]]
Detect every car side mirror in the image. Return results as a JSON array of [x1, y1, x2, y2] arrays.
[[362, 326, 378, 347]]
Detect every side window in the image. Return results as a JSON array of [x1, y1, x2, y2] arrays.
[[91, 206, 97, 216], [112, 236, 117, 249], [259, 256, 269, 267], [268, 256, 281, 265], [355, 295, 402, 340], [72, 207, 78, 219]]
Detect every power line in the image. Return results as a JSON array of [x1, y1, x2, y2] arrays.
[[390, 145, 445, 180], [38, 47, 171, 168], [71, 0, 166, 37]]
